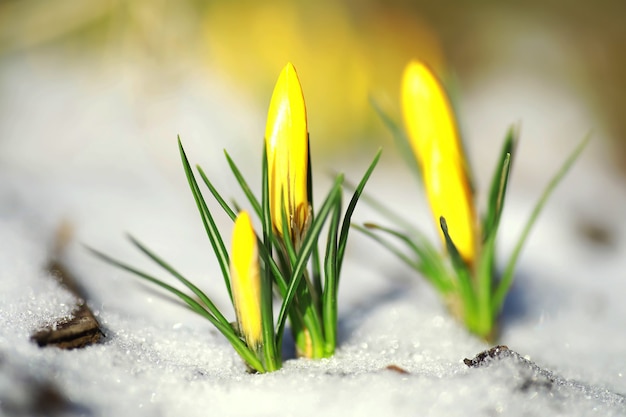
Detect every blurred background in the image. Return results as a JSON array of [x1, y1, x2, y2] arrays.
[[2, 0, 625, 156], [1, 1, 625, 393], [0, 0, 625, 241]]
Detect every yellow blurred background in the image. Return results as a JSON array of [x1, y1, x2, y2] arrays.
[[1, 0, 625, 163]]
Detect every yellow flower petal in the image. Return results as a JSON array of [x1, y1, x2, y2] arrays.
[[230, 211, 263, 349], [401, 60, 476, 264], [265, 62, 309, 242]]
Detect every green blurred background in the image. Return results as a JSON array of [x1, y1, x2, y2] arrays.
[[1, 0, 625, 164]]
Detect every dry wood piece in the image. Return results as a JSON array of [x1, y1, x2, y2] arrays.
[[31, 301, 103, 349], [31, 258, 104, 349]]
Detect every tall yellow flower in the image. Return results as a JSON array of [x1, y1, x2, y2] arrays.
[[230, 211, 263, 350], [401, 60, 476, 264], [265, 62, 310, 242]]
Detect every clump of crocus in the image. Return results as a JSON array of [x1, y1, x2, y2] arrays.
[[253, 62, 380, 359], [88, 209, 278, 373], [89, 62, 380, 371], [362, 59, 587, 341]]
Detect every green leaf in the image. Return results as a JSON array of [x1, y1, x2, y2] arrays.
[[306, 136, 323, 308], [260, 242, 289, 296], [476, 130, 513, 328], [474, 229, 497, 336], [178, 137, 232, 301], [475, 150, 510, 334], [126, 234, 231, 328], [343, 177, 420, 236], [197, 157, 288, 298], [86, 245, 266, 373], [439, 217, 476, 312], [196, 165, 237, 221], [492, 134, 590, 315], [275, 174, 343, 348], [275, 164, 328, 358], [483, 126, 517, 241], [260, 146, 279, 371], [277, 188, 327, 358], [322, 195, 341, 355], [336, 148, 382, 276], [198, 158, 288, 299], [220, 149, 293, 294], [224, 150, 263, 219], [358, 222, 453, 293], [352, 223, 422, 270]]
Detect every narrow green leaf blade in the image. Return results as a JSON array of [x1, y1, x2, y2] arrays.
[[484, 126, 517, 240], [323, 195, 341, 355], [306, 137, 323, 308], [126, 234, 231, 327], [493, 134, 590, 314], [337, 148, 382, 276], [260, 145, 280, 370], [86, 245, 265, 372], [358, 222, 453, 293], [440, 217, 475, 311], [224, 150, 263, 219], [178, 137, 232, 301], [275, 175, 343, 345], [196, 165, 237, 221], [352, 224, 422, 270]]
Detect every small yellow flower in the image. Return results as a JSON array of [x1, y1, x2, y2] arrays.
[[230, 211, 263, 350], [401, 60, 476, 264], [265, 62, 310, 242]]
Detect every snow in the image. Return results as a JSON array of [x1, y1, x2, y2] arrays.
[[1, 54, 625, 416]]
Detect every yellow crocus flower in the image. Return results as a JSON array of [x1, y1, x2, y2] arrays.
[[401, 60, 476, 264], [230, 211, 263, 350], [265, 62, 310, 243]]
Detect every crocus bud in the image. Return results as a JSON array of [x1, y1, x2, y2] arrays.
[[401, 60, 476, 264], [230, 211, 263, 349], [265, 62, 310, 243]]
